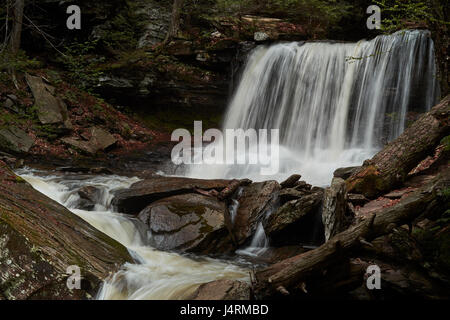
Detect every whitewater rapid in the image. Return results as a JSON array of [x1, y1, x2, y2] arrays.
[[16, 169, 249, 300]]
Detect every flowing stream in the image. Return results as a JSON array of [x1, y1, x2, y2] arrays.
[[16, 169, 249, 300], [14, 30, 441, 299], [187, 30, 439, 185]]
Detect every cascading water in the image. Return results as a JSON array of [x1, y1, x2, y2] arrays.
[[186, 30, 439, 186], [16, 169, 249, 300]]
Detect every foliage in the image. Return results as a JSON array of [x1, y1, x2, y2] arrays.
[[374, 0, 449, 33], [57, 40, 105, 91], [0, 50, 41, 73]]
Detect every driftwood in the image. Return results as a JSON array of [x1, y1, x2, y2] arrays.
[[346, 95, 450, 198], [254, 170, 448, 298]]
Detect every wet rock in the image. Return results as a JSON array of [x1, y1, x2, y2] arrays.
[[0, 126, 34, 153], [233, 181, 280, 245], [280, 174, 301, 188], [0, 161, 132, 300], [25, 74, 72, 128], [265, 190, 324, 246], [138, 193, 233, 253], [294, 180, 312, 191], [78, 186, 102, 204], [334, 166, 360, 180], [190, 280, 251, 300], [322, 177, 348, 241], [113, 176, 230, 215]]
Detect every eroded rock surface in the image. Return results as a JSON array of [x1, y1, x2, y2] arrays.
[[0, 161, 132, 300]]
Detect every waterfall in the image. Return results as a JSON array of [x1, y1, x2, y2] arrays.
[[187, 30, 439, 186]]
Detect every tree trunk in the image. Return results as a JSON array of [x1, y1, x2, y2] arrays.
[[254, 169, 448, 298], [164, 0, 185, 44], [8, 0, 24, 54], [346, 95, 450, 198]]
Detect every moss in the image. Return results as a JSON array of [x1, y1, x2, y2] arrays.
[[346, 165, 390, 198]]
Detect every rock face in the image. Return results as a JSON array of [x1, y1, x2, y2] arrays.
[[190, 280, 251, 300], [137, 193, 233, 253], [0, 127, 34, 153], [322, 177, 348, 241], [0, 161, 132, 300], [25, 74, 71, 127], [232, 181, 280, 245], [265, 190, 324, 246], [113, 176, 231, 215]]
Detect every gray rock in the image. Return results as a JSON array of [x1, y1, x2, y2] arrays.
[[138, 193, 234, 253], [322, 177, 348, 241], [25, 74, 71, 127], [0, 127, 34, 153]]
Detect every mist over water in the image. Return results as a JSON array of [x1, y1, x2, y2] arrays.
[[187, 30, 439, 186]]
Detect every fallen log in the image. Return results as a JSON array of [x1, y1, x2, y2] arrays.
[[346, 95, 450, 198], [255, 169, 449, 298]]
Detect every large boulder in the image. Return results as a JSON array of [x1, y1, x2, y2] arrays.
[[25, 74, 72, 128], [0, 127, 34, 153], [232, 181, 280, 246], [265, 190, 324, 246], [137, 193, 233, 254], [0, 161, 132, 300], [113, 176, 231, 215]]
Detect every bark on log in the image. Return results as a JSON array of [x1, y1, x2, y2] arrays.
[[254, 169, 449, 298], [346, 95, 450, 198]]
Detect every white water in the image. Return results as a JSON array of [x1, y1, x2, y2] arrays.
[[186, 30, 439, 186], [16, 169, 249, 300]]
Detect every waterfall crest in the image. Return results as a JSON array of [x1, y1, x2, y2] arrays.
[[187, 30, 439, 185]]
